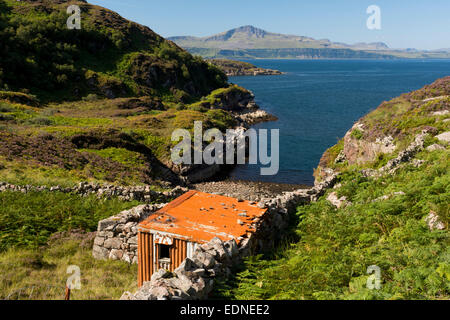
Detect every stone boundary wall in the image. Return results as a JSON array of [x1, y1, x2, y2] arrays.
[[92, 204, 167, 263], [0, 182, 188, 203], [119, 173, 338, 300]]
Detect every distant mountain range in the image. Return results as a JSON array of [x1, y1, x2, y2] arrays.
[[169, 25, 450, 59]]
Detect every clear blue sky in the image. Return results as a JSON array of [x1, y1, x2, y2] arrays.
[[89, 0, 450, 50]]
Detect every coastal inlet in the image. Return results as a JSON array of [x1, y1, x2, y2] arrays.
[[228, 59, 450, 185]]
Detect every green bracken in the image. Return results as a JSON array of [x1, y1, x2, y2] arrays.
[[0, 190, 141, 251], [217, 149, 449, 300]]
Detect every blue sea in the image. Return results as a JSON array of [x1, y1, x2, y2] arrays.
[[228, 59, 450, 185]]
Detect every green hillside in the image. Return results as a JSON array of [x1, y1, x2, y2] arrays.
[[0, 0, 256, 187], [0, 0, 228, 102]]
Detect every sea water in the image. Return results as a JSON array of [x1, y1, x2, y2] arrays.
[[229, 59, 450, 185]]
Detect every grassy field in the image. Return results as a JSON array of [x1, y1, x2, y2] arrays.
[[0, 191, 141, 250], [0, 191, 141, 300], [0, 240, 138, 300]]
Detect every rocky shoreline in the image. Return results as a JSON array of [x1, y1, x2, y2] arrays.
[[226, 68, 283, 77], [235, 108, 278, 126], [192, 179, 308, 201]]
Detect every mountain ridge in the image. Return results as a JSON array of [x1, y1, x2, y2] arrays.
[[169, 25, 450, 59], [169, 25, 384, 50]]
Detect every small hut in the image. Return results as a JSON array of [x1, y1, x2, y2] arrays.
[[137, 190, 267, 287]]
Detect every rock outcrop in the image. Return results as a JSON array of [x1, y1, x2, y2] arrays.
[[316, 77, 450, 183], [360, 129, 433, 178], [163, 86, 277, 183], [425, 211, 445, 231], [342, 122, 396, 166], [236, 109, 278, 126], [326, 192, 350, 208]]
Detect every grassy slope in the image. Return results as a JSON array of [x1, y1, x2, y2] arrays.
[[0, 240, 138, 300], [0, 191, 142, 300], [0, 0, 251, 187], [317, 77, 450, 176], [0, 86, 240, 186], [216, 79, 450, 300]]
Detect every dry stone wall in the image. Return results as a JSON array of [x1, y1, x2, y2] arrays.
[[360, 129, 433, 178], [0, 182, 188, 203], [92, 204, 167, 263]]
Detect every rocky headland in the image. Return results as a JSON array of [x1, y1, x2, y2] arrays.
[[208, 59, 283, 77]]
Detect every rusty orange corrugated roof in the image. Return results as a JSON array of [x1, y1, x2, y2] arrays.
[[138, 190, 267, 244]]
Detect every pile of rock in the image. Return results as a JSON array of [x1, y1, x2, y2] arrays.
[[73, 183, 188, 202], [256, 173, 338, 210], [93, 204, 166, 263], [326, 192, 350, 209], [121, 237, 240, 300], [426, 211, 445, 231], [0, 181, 188, 203]]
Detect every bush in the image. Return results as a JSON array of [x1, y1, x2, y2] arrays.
[[82, 94, 100, 102], [0, 103, 13, 113], [26, 116, 54, 126], [351, 128, 363, 140]]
